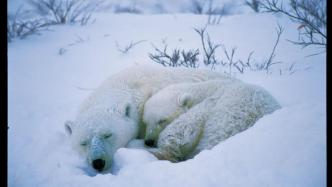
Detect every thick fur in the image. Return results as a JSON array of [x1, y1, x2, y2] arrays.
[[143, 79, 238, 142], [143, 80, 281, 162]]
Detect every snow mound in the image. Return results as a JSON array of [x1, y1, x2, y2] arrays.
[[112, 148, 158, 175]]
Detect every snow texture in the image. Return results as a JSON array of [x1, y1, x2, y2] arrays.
[[8, 1, 326, 187]]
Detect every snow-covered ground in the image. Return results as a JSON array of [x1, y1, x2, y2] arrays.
[[8, 1, 326, 187]]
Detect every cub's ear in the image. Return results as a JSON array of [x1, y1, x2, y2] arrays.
[[64, 120, 74, 136], [177, 93, 193, 109]]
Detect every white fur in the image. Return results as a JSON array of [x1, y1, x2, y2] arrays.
[[66, 64, 227, 172], [143, 80, 281, 162], [143, 79, 238, 142]]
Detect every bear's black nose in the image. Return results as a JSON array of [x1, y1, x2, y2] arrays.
[[144, 139, 155, 147], [92, 159, 105, 171]]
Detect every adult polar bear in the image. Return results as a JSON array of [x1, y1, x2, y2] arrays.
[[64, 64, 226, 172], [143, 80, 281, 162]]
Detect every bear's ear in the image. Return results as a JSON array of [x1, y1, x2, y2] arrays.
[[177, 93, 193, 109], [64, 120, 74, 136]]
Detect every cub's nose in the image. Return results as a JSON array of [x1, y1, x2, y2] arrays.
[[92, 159, 105, 171], [144, 139, 155, 147]]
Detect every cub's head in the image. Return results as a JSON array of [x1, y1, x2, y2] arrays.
[[143, 88, 193, 147], [65, 102, 138, 173]]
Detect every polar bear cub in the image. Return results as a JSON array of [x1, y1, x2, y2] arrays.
[[142, 79, 281, 162], [143, 78, 238, 146]]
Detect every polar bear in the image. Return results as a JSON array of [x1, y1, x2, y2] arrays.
[[143, 80, 281, 162], [64, 64, 226, 172], [143, 79, 240, 146]]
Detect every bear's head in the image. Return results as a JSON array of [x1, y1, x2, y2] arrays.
[[143, 89, 193, 147], [65, 101, 139, 173]]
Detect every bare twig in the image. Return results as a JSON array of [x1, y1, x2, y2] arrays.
[[264, 23, 283, 73], [206, 0, 234, 25], [194, 27, 221, 69], [260, 0, 326, 48], [149, 43, 199, 68], [189, 0, 207, 14], [149, 24, 284, 75], [234, 51, 254, 73], [288, 63, 296, 75], [58, 48, 66, 55], [304, 50, 326, 58], [115, 40, 147, 54], [222, 46, 237, 75], [245, 0, 261, 12], [7, 7, 49, 41], [28, 0, 98, 25]]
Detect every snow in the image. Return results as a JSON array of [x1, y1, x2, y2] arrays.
[[8, 1, 326, 187]]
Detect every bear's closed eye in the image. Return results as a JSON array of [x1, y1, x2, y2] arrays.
[[80, 141, 88, 146], [103, 133, 112, 139]]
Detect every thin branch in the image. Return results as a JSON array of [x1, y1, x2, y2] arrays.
[[265, 23, 284, 73], [194, 26, 221, 69], [115, 40, 147, 54], [149, 42, 199, 68], [260, 0, 326, 48]]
